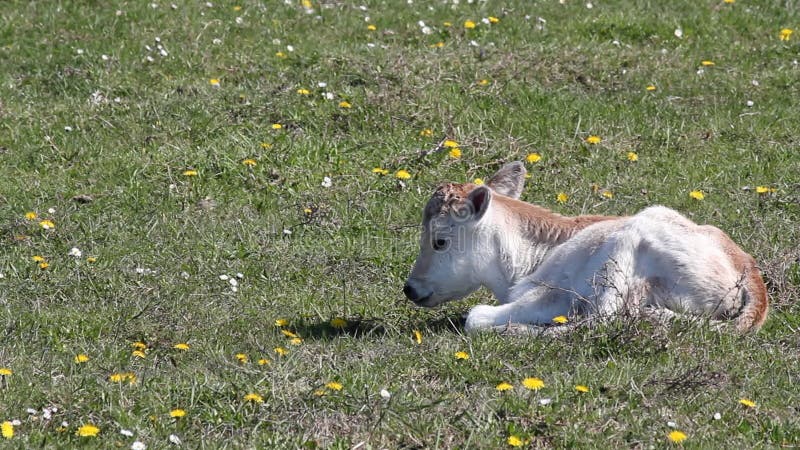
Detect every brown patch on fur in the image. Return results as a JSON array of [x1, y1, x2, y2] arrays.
[[698, 225, 768, 332], [494, 195, 619, 245], [423, 183, 475, 223]]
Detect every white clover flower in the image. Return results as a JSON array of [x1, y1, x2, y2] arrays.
[[317, 81, 327, 88], [169, 434, 182, 445], [69, 247, 82, 258], [235, 17, 243, 24], [121, 429, 134, 437], [26, 408, 37, 415], [713, 412, 722, 420], [212, 38, 222, 45], [132, 441, 147, 450], [379, 389, 391, 400], [539, 398, 552, 406], [283, 229, 292, 236], [219, 274, 229, 281], [321, 176, 332, 188], [674, 28, 683, 38]]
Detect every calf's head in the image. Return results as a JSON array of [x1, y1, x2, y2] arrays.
[[403, 162, 527, 307]]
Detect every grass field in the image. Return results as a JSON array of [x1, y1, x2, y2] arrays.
[[1, 0, 799, 448]]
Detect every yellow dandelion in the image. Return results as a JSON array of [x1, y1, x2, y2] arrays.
[[260, 142, 272, 149], [1, 421, 13, 439], [0, 368, 12, 376], [132, 342, 147, 350], [552, 315, 568, 324], [431, 41, 445, 48], [464, 20, 476, 29], [274, 319, 288, 327], [233, 5, 242, 11], [443, 139, 459, 148], [488, 16, 500, 24], [244, 393, 264, 403], [443, 21, 452, 27], [755, 186, 775, 194], [303, 207, 312, 214], [507, 435, 523, 447], [24, 212, 37, 220], [86, 256, 97, 263], [271, 123, 283, 130], [281, 329, 298, 338], [174, 343, 190, 351], [297, 88, 310, 95], [395, 169, 411, 180], [556, 192, 569, 204], [74, 354, 90, 363], [668, 430, 687, 444], [372, 167, 389, 175], [209, 78, 220, 86], [275, 51, 287, 58], [496, 382, 513, 392], [289, 337, 303, 345], [235, 353, 248, 363], [413, 329, 423, 344], [522, 377, 545, 390], [132, 350, 146, 358], [454, 351, 470, 360], [739, 398, 756, 408], [701, 60, 715, 66], [575, 385, 590, 393], [301, 0, 313, 8], [76, 424, 100, 437], [39, 219, 55, 229], [478, 79, 490, 86], [32, 255, 45, 262], [420, 128, 433, 137], [257, 358, 270, 365], [367, 24, 377, 31], [473, 178, 484, 185], [602, 191, 613, 199], [585, 135, 601, 145], [274, 347, 288, 356], [242, 158, 257, 167], [689, 190, 705, 201], [313, 389, 326, 396], [339, 100, 352, 108], [182, 169, 198, 177], [325, 381, 343, 391], [449, 148, 462, 159], [646, 85, 657, 91], [330, 317, 348, 329], [780, 28, 793, 41], [723, 0, 734, 3], [627, 151, 639, 162], [39, 262, 49, 270], [526, 153, 541, 163], [170, 409, 186, 418]]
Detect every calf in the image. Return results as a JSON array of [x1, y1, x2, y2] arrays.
[[403, 162, 768, 333]]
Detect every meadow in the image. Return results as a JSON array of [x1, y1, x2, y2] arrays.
[[1, 0, 799, 448]]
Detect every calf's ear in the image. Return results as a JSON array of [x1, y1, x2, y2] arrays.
[[466, 186, 492, 222], [486, 161, 526, 199]]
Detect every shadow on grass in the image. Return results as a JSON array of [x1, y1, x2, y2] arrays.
[[291, 313, 466, 341]]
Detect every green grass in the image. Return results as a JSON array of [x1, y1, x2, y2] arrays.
[[1, 0, 799, 448]]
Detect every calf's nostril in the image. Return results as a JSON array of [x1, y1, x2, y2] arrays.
[[403, 283, 418, 300]]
